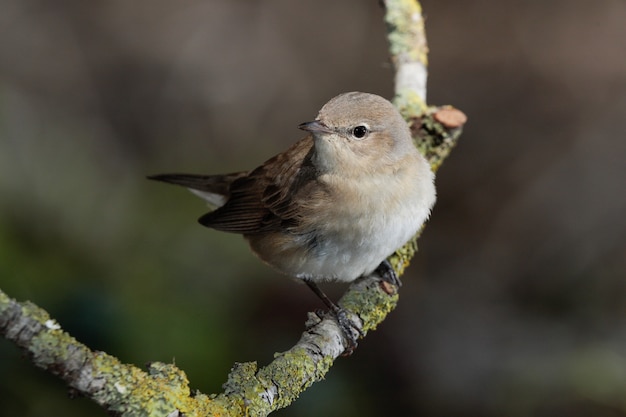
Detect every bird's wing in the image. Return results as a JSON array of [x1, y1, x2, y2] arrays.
[[199, 136, 318, 234]]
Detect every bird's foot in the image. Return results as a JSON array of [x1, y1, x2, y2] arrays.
[[304, 278, 363, 355], [331, 306, 363, 356], [312, 307, 362, 355], [375, 259, 402, 287]]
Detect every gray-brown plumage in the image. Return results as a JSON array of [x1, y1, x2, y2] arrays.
[[150, 92, 436, 285]]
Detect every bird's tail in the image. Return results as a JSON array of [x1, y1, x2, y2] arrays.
[[147, 172, 245, 208]]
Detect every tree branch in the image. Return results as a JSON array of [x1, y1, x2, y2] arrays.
[[385, 0, 429, 112], [1, 1, 466, 416]]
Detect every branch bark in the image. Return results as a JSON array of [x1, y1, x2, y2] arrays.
[[0, 1, 466, 416]]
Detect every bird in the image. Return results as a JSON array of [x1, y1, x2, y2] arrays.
[[149, 92, 436, 349]]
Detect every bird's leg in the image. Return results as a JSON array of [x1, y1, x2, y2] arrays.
[[304, 279, 361, 354], [374, 259, 402, 287]]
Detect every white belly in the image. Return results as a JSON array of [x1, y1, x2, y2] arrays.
[[298, 165, 434, 282], [298, 189, 431, 281]]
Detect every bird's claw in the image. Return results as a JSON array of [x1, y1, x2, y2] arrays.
[[375, 259, 402, 287], [332, 307, 363, 356]]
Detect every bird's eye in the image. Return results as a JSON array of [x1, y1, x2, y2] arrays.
[[352, 125, 369, 139]]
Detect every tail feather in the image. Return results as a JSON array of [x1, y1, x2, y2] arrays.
[[148, 172, 246, 208], [148, 173, 220, 191]]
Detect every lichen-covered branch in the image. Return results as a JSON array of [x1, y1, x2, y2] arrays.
[[1, 1, 466, 416], [385, 0, 429, 114], [0, 289, 228, 417], [385, 0, 466, 276]]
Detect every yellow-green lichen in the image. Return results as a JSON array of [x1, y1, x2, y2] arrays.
[[218, 348, 334, 417], [147, 362, 191, 394], [91, 355, 195, 416], [251, 349, 316, 412], [0, 289, 8, 309], [223, 361, 258, 396], [340, 281, 399, 333], [21, 301, 51, 323], [29, 330, 71, 366], [385, 0, 428, 65], [410, 106, 464, 172], [395, 90, 428, 119], [389, 235, 420, 277]]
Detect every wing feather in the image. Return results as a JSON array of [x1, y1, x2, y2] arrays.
[[199, 136, 317, 234]]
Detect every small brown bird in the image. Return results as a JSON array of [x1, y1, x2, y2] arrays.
[[149, 92, 436, 348]]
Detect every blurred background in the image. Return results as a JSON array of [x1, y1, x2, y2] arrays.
[[1, 0, 625, 416]]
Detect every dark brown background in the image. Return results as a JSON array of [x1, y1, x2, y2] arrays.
[[1, 1, 625, 416]]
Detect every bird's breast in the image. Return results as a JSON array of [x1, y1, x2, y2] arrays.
[[247, 156, 435, 283]]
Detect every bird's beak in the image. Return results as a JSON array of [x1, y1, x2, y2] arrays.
[[298, 120, 334, 134]]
